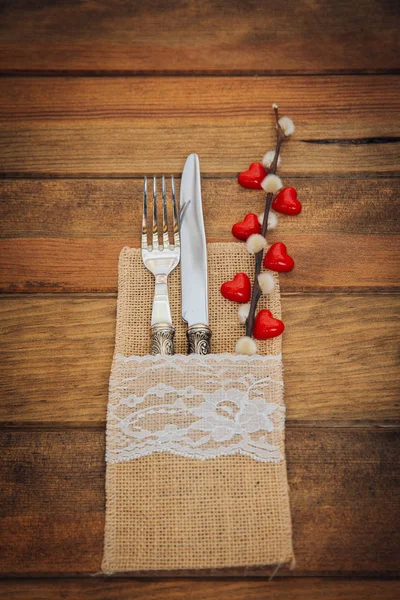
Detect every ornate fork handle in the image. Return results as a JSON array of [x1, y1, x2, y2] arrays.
[[151, 323, 175, 355]]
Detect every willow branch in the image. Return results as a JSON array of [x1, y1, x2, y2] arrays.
[[245, 108, 286, 337]]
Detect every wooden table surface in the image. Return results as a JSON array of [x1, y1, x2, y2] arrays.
[[0, 1, 399, 598]]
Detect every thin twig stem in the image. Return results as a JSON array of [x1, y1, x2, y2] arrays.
[[245, 108, 285, 337]]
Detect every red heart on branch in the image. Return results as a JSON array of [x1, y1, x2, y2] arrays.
[[272, 187, 302, 215], [238, 162, 267, 190], [253, 310, 284, 339], [221, 273, 251, 303], [232, 213, 261, 240], [264, 242, 294, 272]]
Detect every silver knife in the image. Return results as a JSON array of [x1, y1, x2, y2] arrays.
[[180, 153, 211, 354]]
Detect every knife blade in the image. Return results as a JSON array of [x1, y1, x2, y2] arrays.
[[180, 153, 211, 354]]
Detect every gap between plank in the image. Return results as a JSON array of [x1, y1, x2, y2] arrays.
[[0, 69, 399, 77], [1, 173, 400, 181], [301, 137, 400, 145], [1, 290, 399, 300], [0, 423, 399, 432]]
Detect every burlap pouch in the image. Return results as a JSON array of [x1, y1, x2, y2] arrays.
[[102, 242, 294, 572]]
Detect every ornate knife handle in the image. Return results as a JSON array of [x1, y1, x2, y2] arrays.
[[187, 324, 212, 355], [151, 323, 175, 355]]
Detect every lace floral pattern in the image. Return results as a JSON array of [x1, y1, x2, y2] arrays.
[[106, 353, 285, 464]]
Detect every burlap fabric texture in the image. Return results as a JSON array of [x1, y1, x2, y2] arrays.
[[102, 242, 294, 572]]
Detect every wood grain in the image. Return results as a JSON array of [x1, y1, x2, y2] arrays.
[[0, 428, 398, 576], [0, 295, 398, 425], [0, 1, 398, 74], [1, 236, 398, 293], [1, 178, 399, 293], [0, 0, 398, 593], [0, 77, 399, 176], [0, 429, 104, 575], [0, 578, 399, 600], [1, 178, 399, 238]]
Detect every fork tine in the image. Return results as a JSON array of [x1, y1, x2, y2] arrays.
[[142, 176, 148, 249], [161, 175, 169, 248], [171, 175, 179, 247], [152, 176, 158, 248]]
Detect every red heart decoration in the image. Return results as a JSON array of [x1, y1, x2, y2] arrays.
[[221, 273, 251, 303], [232, 213, 261, 241], [264, 242, 294, 272], [238, 162, 267, 190], [253, 310, 284, 340], [272, 187, 302, 215]]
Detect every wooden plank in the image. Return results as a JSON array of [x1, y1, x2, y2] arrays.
[[0, 428, 399, 575], [1, 178, 399, 293], [0, 429, 104, 575], [0, 578, 399, 600], [0, 1, 398, 74], [1, 236, 399, 294], [1, 178, 399, 238], [0, 295, 398, 425], [0, 77, 399, 176]]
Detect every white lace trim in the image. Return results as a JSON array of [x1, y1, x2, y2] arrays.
[[106, 353, 285, 464], [115, 352, 282, 364]]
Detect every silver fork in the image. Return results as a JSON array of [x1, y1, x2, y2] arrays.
[[142, 175, 180, 355]]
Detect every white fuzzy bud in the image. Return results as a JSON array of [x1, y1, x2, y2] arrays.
[[246, 233, 267, 254], [278, 116, 295, 137], [235, 336, 258, 356], [268, 210, 278, 230], [258, 210, 278, 230], [272, 103, 279, 110], [262, 150, 281, 168], [238, 303, 250, 325], [261, 174, 283, 194], [258, 272, 275, 294]]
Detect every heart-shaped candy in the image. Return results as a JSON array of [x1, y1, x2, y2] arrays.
[[272, 187, 302, 215], [253, 309, 284, 339], [221, 273, 251, 303], [263, 242, 294, 272], [232, 213, 261, 241], [238, 162, 267, 190]]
